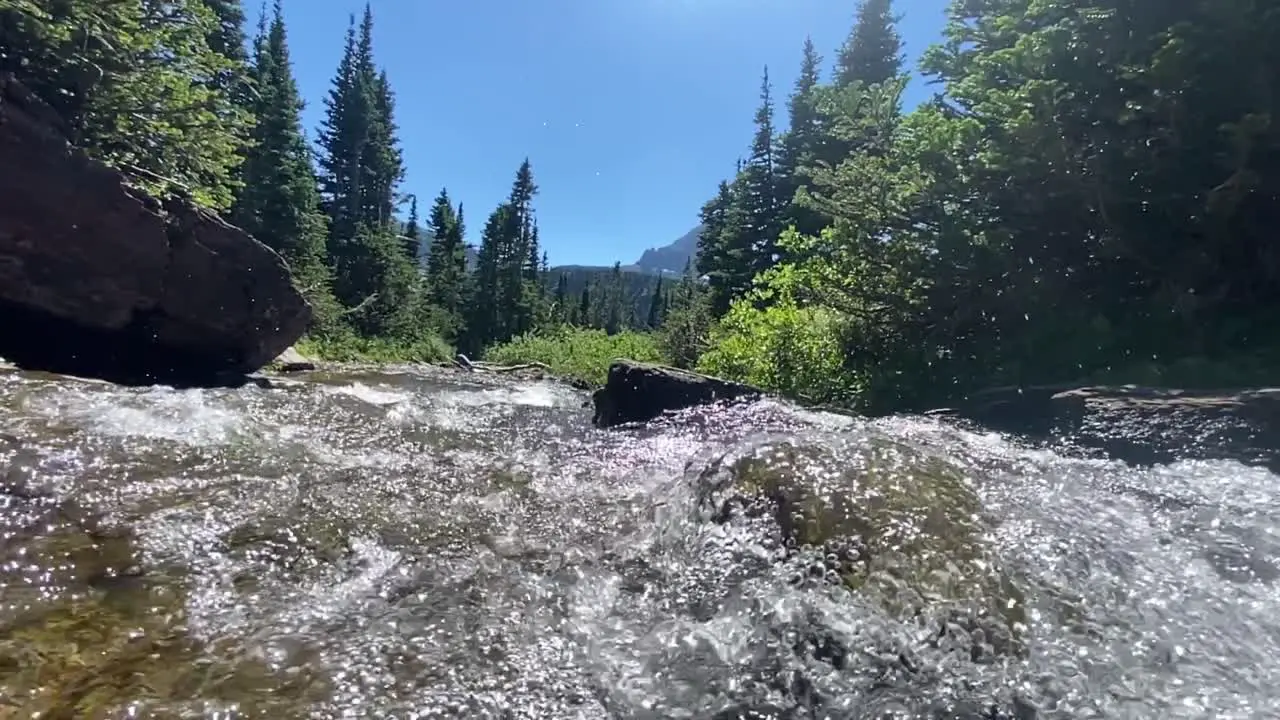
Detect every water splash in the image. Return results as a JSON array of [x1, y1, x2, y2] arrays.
[[2, 364, 1279, 718]]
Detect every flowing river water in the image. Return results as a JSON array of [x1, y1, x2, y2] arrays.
[[2, 363, 1279, 719]]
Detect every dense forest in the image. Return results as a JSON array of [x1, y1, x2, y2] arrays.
[[692, 0, 1280, 411], [0, 0, 662, 359], [2, 0, 1276, 411]]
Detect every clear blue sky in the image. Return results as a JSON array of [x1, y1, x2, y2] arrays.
[[258, 0, 949, 267]]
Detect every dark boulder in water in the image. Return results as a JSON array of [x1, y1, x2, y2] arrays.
[[949, 384, 1280, 471], [591, 359, 761, 427], [0, 74, 311, 387]]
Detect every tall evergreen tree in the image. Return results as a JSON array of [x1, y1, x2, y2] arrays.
[[742, 66, 783, 275], [495, 159, 542, 337], [230, 0, 336, 326], [604, 262, 625, 334], [403, 194, 421, 261], [835, 0, 903, 88], [577, 283, 591, 326], [316, 16, 362, 244], [426, 187, 469, 332], [779, 37, 828, 239], [463, 203, 512, 351], [553, 273, 570, 324], [362, 67, 405, 228], [313, 3, 414, 332], [647, 275, 665, 328], [697, 180, 743, 316]]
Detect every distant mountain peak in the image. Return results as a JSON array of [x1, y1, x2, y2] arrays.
[[632, 224, 702, 274]]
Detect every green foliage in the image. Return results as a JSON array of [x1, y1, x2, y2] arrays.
[[834, 0, 903, 89], [294, 330, 453, 365], [657, 259, 713, 369], [698, 266, 860, 407], [483, 327, 666, 386], [1, 0, 253, 208], [425, 188, 469, 338], [232, 0, 338, 330], [693, 0, 1280, 411], [696, 68, 783, 316], [461, 160, 548, 353]]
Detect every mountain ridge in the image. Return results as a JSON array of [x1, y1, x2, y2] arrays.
[[632, 224, 702, 275]]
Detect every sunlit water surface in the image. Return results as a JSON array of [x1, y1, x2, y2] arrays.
[[2, 364, 1279, 719]]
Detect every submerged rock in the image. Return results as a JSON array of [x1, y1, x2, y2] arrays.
[[952, 384, 1280, 471], [0, 74, 310, 386], [697, 436, 1026, 659], [592, 360, 761, 427]]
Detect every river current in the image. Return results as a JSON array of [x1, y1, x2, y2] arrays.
[[2, 363, 1279, 719]]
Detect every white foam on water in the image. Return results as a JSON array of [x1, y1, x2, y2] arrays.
[[326, 382, 412, 407], [29, 385, 245, 445]]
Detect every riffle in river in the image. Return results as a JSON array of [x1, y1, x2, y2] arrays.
[[2, 364, 1279, 719]]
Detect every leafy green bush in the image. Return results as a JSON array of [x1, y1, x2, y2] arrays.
[[483, 326, 666, 386], [698, 278, 860, 407]]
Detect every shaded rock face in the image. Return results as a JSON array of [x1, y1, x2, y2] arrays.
[[0, 74, 310, 386], [592, 360, 761, 427], [695, 436, 1026, 661], [951, 385, 1280, 472]]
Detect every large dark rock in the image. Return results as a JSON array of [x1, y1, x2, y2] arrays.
[[0, 74, 311, 386], [591, 360, 761, 427], [948, 384, 1280, 471]]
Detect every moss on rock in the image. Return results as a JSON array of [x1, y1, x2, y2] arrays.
[[698, 436, 1027, 657]]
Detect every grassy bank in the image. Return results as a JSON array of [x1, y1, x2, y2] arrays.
[[293, 332, 454, 365], [482, 327, 666, 386]]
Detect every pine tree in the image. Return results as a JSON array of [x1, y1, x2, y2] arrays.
[[362, 67, 404, 228], [197, 0, 251, 110], [463, 203, 511, 351], [695, 68, 783, 318], [658, 258, 712, 369], [577, 283, 591, 326], [697, 180, 743, 316], [779, 37, 828, 240], [553, 273, 570, 324], [742, 66, 783, 275], [403, 195, 421, 261], [426, 187, 468, 333], [816, 0, 906, 183], [316, 16, 362, 244], [835, 0, 903, 88], [495, 159, 541, 337], [313, 3, 415, 333], [231, 0, 336, 328], [647, 275, 665, 328], [604, 262, 625, 334]]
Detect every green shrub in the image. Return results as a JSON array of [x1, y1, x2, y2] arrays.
[[483, 326, 666, 386], [698, 294, 860, 407]]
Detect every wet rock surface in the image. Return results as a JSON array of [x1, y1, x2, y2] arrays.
[[696, 437, 1027, 662], [592, 359, 762, 427], [0, 74, 310, 386], [950, 384, 1280, 472]]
